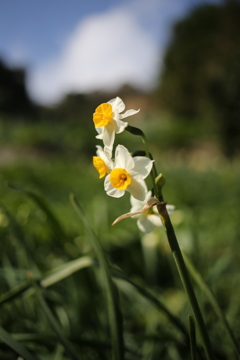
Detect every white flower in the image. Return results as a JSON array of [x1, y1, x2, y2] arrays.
[[130, 191, 175, 233], [104, 145, 153, 201], [93, 145, 113, 178], [93, 97, 139, 153]]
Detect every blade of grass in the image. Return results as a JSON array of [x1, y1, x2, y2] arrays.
[[8, 333, 140, 358], [0, 280, 32, 306], [184, 253, 240, 359], [9, 185, 66, 241], [0, 254, 187, 346], [1, 205, 31, 269], [0, 256, 95, 324], [158, 205, 215, 360], [0, 326, 38, 360], [70, 194, 124, 360], [0, 253, 195, 355], [33, 281, 80, 360], [0, 204, 25, 242], [188, 315, 197, 360], [41, 256, 94, 288], [110, 266, 189, 343], [0, 256, 94, 305]]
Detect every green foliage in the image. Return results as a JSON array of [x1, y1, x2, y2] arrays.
[[0, 118, 240, 359], [157, 1, 240, 157]]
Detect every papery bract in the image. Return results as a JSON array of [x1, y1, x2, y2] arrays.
[[130, 191, 175, 233]]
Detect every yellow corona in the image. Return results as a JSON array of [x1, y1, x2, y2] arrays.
[[93, 156, 108, 178], [110, 168, 132, 190], [93, 103, 113, 127]]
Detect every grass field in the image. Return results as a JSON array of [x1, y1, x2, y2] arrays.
[[0, 114, 239, 359]]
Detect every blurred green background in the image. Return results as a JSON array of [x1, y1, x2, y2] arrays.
[[0, 2, 240, 359]]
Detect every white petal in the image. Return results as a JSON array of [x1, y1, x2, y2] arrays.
[[104, 146, 113, 159], [95, 126, 104, 139], [147, 214, 163, 227], [132, 157, 153, 179], [96, 145, 105, 157], [96, 134, 103, 141], [130, 191, 152, 212], [127, 177, 148, 201], [104, 174, 113, 192], [115, 119, 128, 134], [107, 188, 125, 198], [120, 108, 140, 119], [109, 97, 125, 113], [114, 145, 134, 170], [104, 175, 125, 198], [101, 122, 116, 150], [130, 197, 144, 213], [137, 214, 162, 233], [96, 145, 113, 170], [166, 205, 175, 214]]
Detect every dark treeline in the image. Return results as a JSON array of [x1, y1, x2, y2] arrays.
[[0, 59, 36, 117], [156, 0, 240, 157], [1, 1, 240, 157], [0, 59, 148, 124]]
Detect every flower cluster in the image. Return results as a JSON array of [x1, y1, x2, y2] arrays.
[[92, 97, 174, 233]]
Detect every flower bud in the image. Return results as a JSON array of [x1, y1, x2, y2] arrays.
[[155, 173, 165, 199]]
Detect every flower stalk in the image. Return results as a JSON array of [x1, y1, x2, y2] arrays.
[[92, 97, 216, 359], [126, 125, 159, 198], [157, 203, 215, 360]]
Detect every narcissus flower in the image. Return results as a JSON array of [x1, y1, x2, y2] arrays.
[[130, 191, 175, 233], [93, 97, 139, 152], [104, 145, 153, 201], [93, 145, 113, 178]]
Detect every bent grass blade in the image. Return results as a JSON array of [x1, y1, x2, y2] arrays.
[[70, 194, 124, 360], [0, 326, 39, 360], [184, 253, 240, 359], [34, 282, 80, 360]]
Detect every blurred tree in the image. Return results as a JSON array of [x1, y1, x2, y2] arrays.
[[47, 93, 93, 122], [47, 85, 147, 122], [157, 0, 240, 157], [0, 59, 35, 117]]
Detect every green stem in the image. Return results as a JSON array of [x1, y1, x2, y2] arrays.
[[157, 204, 215, 360], [126, 124, 214, 358], [126, 125, 158, 197], [141, 133, 159, 196], [189, 315, 197, 360]]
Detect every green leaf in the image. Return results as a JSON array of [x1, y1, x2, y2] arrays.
[[0, 256, 94, 305], [0, 280, 32, 305], [0, 326, 38, 360], [34, 282, 80, 360], [9, 185, 66, 241], [9, 333, 139, 357], [70, 194, 124, 360], [184, 253, 240, 359], [110, 265, 189, 344], [41, 255, 94, 288], [188, 315, 197, 360], [0, 254, 188, 347]]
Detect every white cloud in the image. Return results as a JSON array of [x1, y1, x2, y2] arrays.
[[27, 6, 160, 105]]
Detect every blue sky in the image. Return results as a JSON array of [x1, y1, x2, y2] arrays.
[[0, 0, 222, 105]]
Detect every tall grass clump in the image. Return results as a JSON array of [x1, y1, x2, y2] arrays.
[[0, 98, 239, 359]]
